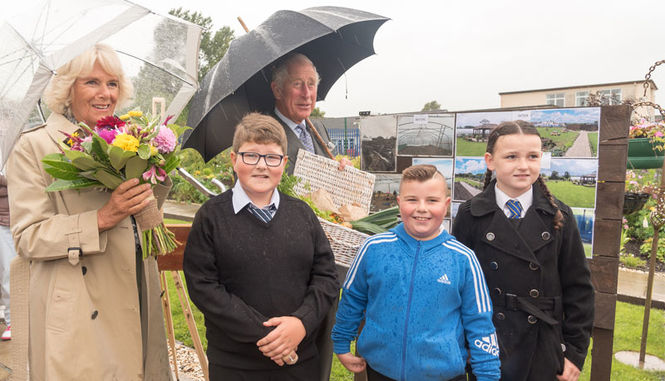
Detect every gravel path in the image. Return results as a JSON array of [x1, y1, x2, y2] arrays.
[[169, 341, 205, 381]]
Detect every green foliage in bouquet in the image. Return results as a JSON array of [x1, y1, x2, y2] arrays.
[[41, 110, 189, 257]]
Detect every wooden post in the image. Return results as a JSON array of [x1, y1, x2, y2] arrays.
[[160, 272, 179, 380], [171, 271, 209, 381], [588, 105, 631, 381], [638, 157, 665, 366]]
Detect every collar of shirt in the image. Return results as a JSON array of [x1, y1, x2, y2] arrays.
[[231, 181, 280, 214], [494, 184, 533, 219], [274, 108, 305, 136]]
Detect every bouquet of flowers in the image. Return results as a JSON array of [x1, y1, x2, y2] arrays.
[[42, 110, 188, 258]]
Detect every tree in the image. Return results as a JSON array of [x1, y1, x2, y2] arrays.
[[564, 171, 571, 180], [421, 100, 441, 112], [169, 8, 235, 80], [310, 107, 325, 118]]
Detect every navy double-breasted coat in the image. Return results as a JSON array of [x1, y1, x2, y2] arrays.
[[452, 181, 594, 381]]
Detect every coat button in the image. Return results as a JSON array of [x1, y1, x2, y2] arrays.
[[529, 289, 540, 298], [529, 262, 539, 271], [494, 287, 502, 296], [496, 312, 506, 320], [486, 232, 495, 241], [542, 231, 551, 240], [91, 310, 98, 320], [489, 261, 499, 270], [81, 266, 87, 276], [528, 315, 538, 324]]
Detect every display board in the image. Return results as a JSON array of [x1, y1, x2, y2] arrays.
[[354, 105, 631, 381]]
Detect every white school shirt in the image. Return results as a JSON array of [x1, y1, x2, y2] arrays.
[[494, 184, 533, 219]]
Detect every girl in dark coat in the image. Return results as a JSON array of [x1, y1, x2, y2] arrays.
[[452, 121, 594, 381]]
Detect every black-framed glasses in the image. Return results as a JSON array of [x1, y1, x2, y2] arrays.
[[238, 152, 284, 167]]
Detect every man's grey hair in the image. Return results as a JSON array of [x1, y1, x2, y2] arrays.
[[271, 53, 320, 89]]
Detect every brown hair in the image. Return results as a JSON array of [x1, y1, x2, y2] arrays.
[[401, 164, 448, 196], [483, 120, 564, 230], [232, 113, 287, 155]]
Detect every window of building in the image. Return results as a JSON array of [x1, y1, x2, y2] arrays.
[[546, 93, 565, 107], [598, 89, 622, 105], [575, 91, 589, 106]]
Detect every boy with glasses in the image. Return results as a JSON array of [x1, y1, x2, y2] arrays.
[[183, 113, 339, 381]]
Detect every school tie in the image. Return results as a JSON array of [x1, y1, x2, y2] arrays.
[[247, 203, 277, 223], [295, 123, 315, 153], [506, 199, 523, 219]]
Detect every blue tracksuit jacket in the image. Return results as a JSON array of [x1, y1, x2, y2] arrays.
[[332, 224, 500, 381]]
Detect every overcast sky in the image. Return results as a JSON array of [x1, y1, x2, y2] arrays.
[[4, 0, 665, 117]]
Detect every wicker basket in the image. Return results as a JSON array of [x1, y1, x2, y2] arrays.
[[318, 217, 369, 268], [293, 149, 375, 213], [293, 149, 375, 267]]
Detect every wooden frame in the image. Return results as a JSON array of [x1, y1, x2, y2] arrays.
[[158, 224, 209, 381]]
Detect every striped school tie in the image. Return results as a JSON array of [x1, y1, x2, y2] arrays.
[[506, 199, 523, 219], [247, 203, 277, 223]]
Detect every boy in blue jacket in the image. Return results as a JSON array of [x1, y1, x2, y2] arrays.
[[332, 164, 500, 381]]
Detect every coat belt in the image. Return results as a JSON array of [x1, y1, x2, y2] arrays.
[[492, 293, 560, 326]]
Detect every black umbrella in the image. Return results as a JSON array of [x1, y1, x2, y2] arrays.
[[183, 6, 389, 161]]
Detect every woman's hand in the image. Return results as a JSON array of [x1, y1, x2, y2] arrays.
[[256, 316, 306, 360], [556, 358, 580, 381], [337, 352, 366, 373], [97, 178, 152, 232]]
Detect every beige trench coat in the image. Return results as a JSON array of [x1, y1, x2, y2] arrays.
[[7, 113, 173, 381]]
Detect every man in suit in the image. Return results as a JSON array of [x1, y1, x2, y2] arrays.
[[270, 53, 351, 174]]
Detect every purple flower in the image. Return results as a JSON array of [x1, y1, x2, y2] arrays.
[[153, 126, 176, 154], [96, 128, 118, 144]]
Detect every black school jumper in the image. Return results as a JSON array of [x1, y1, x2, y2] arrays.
[[183, 189, 339, 377]]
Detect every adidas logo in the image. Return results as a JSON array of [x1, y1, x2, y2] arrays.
[[474, 334, 499, 357], [436, 274, 451, 285]]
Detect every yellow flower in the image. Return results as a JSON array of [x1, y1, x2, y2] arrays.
[[150, 145, 158, 156], [128, 110, 143, 118], [112, 133, 140, 152], [119, 114, 130, 121]]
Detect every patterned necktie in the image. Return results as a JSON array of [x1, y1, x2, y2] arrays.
[[247, 203, 277, 223], [506, 199, 523, 219], [295, 123, 315, 153]]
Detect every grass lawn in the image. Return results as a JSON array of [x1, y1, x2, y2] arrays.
[[456, 138, 487, 156], [457, 176, 483, 190], [583, 243, 592, 258], [538, 128, 579, 155], [588, 132, 599, 157], [165, 274, 665, 380], [545, 180, 596, 208]]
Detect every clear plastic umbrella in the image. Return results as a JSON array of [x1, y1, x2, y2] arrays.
[[0, 0, 202, 168]]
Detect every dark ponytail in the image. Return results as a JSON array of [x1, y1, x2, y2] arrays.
[[483, 120, 564, 230]]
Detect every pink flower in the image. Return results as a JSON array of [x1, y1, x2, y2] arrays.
[[142, 165, 167, 184], [153, 126, 176, 154], [96, 128, 118, 144]]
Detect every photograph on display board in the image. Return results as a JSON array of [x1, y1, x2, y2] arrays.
[[529, 108, 600, 157], [453, 157, 487, 202], [412, 158, 454, 217], [541, 158, 598, 209], [455, 111, 515, 156], [372, 174, 401, 212], [572, 207, 595, 258], [359, 115, 397, 172], [450, 202, 461, 219], [397, 114, 455, 156], [442, 219, 451, 233], [455, 108, 601, 157]]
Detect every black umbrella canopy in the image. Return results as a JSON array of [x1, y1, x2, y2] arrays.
[[184, 6, 389, 161]]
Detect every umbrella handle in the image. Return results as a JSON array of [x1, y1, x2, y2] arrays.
[[306, 118, 335, 159]]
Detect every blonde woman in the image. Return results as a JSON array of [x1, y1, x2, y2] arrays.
[[7, 44, 173, 380]]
